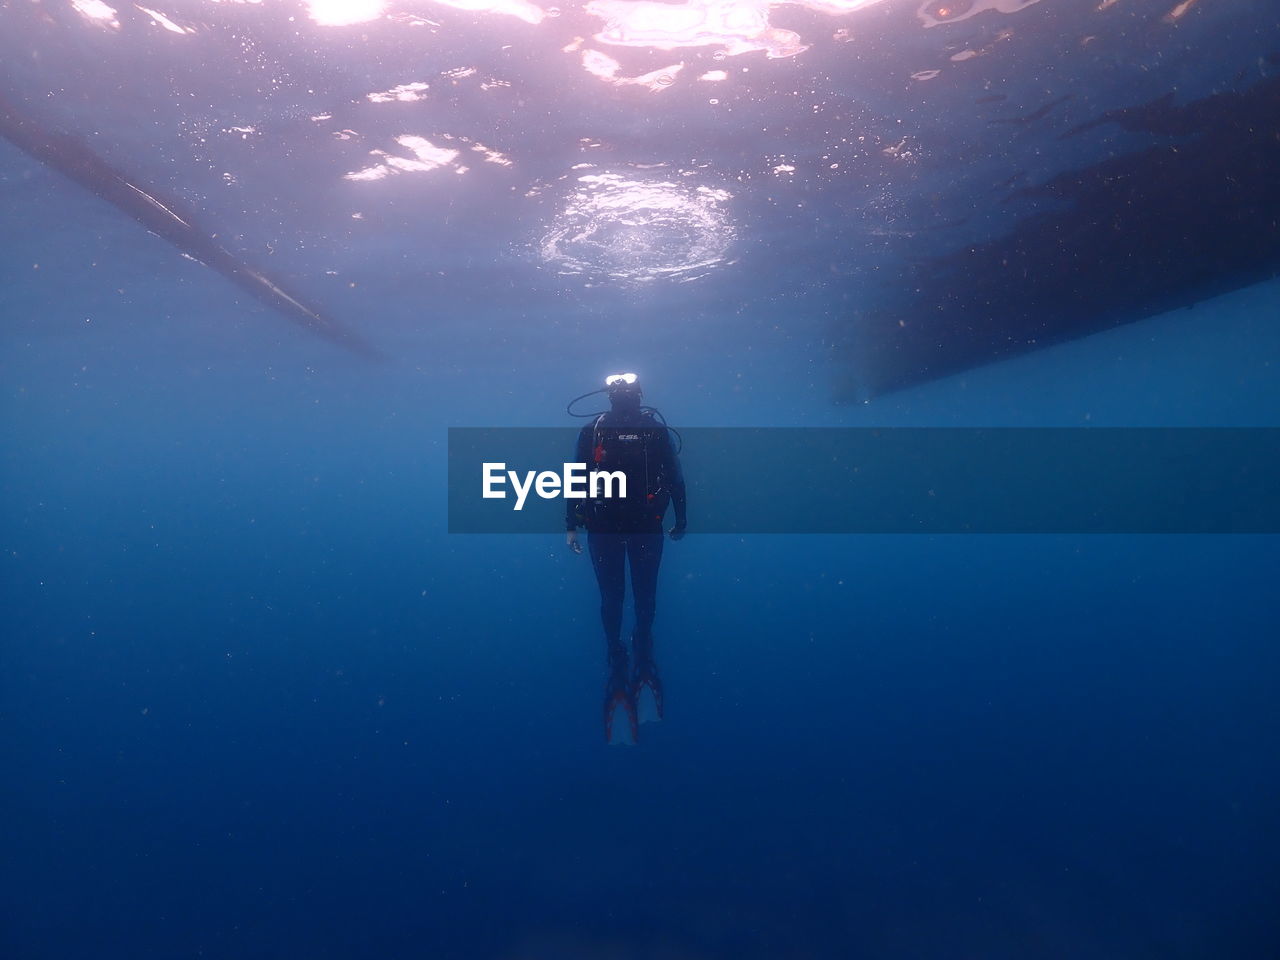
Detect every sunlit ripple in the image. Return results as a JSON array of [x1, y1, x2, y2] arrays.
[[917, 0, 1041, 28], [305, 0, 387, 26], [303, 0, 545, 25], [538, 171, 734, 285], [71, 0, 121, 29], [344, 132, 512, 181], [135, 5, 194, 33], [583, 0, 890, 61]]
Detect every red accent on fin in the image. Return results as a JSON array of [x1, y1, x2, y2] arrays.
[[604, 687, 638, 743]]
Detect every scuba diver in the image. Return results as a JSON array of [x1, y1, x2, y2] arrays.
[[565, 373, 687, 743]]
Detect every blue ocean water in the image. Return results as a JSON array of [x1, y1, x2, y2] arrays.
[[4, 2, 1280, 958]]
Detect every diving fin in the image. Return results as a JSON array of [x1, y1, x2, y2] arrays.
[[632, 659, 663, 725], [631, 632, 664, 726], [603, 645, 638, 745]]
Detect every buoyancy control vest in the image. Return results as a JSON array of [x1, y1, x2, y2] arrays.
[[585, 411, 673, 531]]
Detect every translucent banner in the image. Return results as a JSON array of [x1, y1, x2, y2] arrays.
[[447, 428, 1280, 534]]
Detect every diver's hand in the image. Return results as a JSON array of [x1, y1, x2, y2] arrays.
[[566, 530, 583, 554], [668, 521, 687, 542]]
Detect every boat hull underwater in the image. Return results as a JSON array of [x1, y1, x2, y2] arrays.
[[0, 92, 374, 357], [836, 70, 1280, 398]]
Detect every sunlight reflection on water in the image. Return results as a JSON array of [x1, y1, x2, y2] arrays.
[[537, 171, 735, 285]]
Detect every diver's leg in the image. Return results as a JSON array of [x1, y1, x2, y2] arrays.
[[588, 532, 626, 650], [628, 532, 665, 720], [627, 532, 664, 644], [590, 532, 636, 740]]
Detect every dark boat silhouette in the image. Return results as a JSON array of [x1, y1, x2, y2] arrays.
[[0, 91, 375, 356]]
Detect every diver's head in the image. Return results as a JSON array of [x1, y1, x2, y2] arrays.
[[605, 372, 642, 410]]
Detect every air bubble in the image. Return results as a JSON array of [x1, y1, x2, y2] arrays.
[[538, 172, 735, 286]]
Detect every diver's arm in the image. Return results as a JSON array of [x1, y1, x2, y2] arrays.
[[566, 425, 590, 553], [567, 424, 591, 531], [665, 429, 687, 540], [669, 481, 687, 540]]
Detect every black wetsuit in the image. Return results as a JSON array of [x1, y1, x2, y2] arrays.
[[567, 408, 687, 651]]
